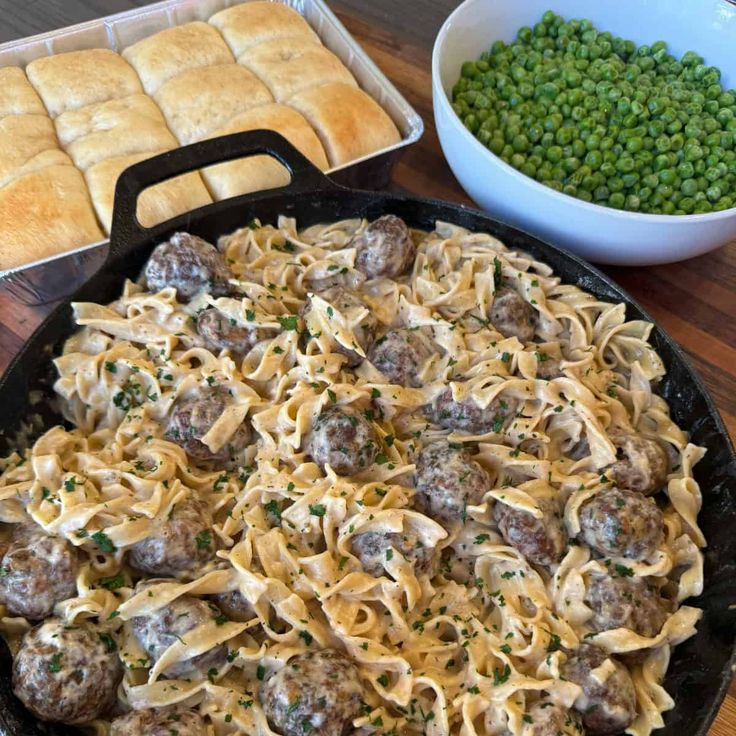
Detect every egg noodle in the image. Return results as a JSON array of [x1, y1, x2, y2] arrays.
[[0, 217, 705, 735]]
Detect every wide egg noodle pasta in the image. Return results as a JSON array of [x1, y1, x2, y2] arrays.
[[0, 216, 706, 736]]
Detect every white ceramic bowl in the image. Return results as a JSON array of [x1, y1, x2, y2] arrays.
[[432, 0, 736, 265]]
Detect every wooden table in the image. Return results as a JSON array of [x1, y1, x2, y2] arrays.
[[0, 1, 734, 732]]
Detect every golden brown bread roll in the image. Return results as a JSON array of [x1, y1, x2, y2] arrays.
[[0, 114, 72, 189], [201, 103, 328, 201], [85, 151, 213, 234], [122, 22, 234, 96], [54, 94, 178, 171], [238, 37, 356, 103], [26, 49, 143, 117], [209, 2, 319, 58], [288, 83, 401, 167], [0, 165, 104, 271], [0, 67, 47, 119], [154, 64, 274, 145]]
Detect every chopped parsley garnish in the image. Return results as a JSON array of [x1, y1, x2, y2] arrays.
[[492, 663, 511, 686], [371, 388, 381, 399], [309, 504, 326, 517], [277, 315, 299, 331], [104, 361, 117, 373], [195, 530, 212, 549], [257, 664, 266, 680], [98, 633, 117, 653], [327, 388, 337, 403], [49, 653, 63, 673], [613, 563, 635, 578], [474, 533, 490, 544], [264, 500, 282, 520], [493, 256, 503, 288], [91, 530, 115, 553], [385, 549, 394, 561], [245, 308, 256, 321], [207, 668, 218, 682], [98, 574, 124, 590], [377, 674, 389, 687]]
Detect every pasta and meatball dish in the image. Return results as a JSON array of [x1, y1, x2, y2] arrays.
[[0, 214, 706, 736]]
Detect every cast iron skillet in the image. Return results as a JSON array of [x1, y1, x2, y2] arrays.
[[0, 131, 734, 735]]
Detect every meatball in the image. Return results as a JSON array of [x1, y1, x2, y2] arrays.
[[489, 286, 536, 342], [367, 328, 436, 387], [352, 214, 416, 280], [110, 708, 207, 736], [414, 441, 490, 527], [0, 523, 78, 620], [585, 573, 669, 637], [131, 590, 228, 680], [13, 618, 122, 724], [494, 495, 567, 567], [426, 386, 517, 434], [521, 700, 583, 736], [350, 530, 437, 578], [579, 488, 664, 560], [606, 431, 669, 496], [261, 649, 363, 736], [209, 589, 254, 623], [165, 392, 252, 464], [304, 405, 379, 476], [196, 308, 267, 355], [128, 495, 214, 576], [303, 287, 378, 367], [144, 232, 231, 302], [561, 644, 637, 735]]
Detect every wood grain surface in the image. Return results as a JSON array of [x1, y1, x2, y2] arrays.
[[0, 0, 735, 733]]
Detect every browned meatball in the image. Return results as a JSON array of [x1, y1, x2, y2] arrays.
[[196, 308, 268, 355], [414, 441, 490, 527], [521, 700, 583, 736], [128, 496, 214, 576], [209, 589, 254, 623], [579, 488, 664, 560], [110, 708, 207, 736], [0, 523, 78, 620], [352, 214, 416, 280], [304, 405, 379, 476], [606, 431, 669, 496], [303, 287, 378, 367], [165, 392, 252, 464], [131, 587, 227, 680], [561, 644, 637, 735], [489, 286, 536, 342], [13, 618, 122, 724], [494, 495, 567, 566], [426, 386, 517, 434], [368, 328, 436, 387], [350, 530, 437, 577], [585, 573, 668, 637], [144, 232, 231, 302], [261, 649, 363, 736]]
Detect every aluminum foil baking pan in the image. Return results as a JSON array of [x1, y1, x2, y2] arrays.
[[0, 0, 424, 305]]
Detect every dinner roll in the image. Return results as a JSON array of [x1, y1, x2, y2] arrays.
[[209, 2, 318, 58], [27, 49, 142, 117], [201, 103, 328, 200], [85, 151, 212, 233], [288, 83, 401, 166], [238, 37, 356, 103], [122, 21, 234, 95], [0, 67, 46, 119], [154, 64, 273, 145], [0, 165, 103, 271]]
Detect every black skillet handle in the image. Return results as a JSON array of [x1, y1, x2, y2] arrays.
[[109, 129, 340, 262]]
